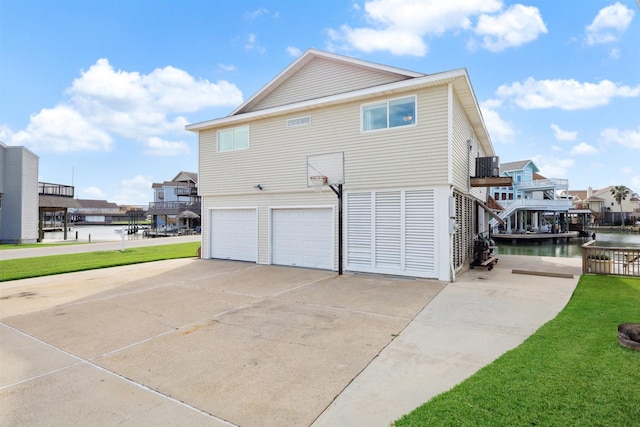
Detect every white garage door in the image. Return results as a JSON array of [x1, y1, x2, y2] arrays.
[[346, 190, 436, 278], [210, 209, 257, 262], [272, 208, 333, 270]]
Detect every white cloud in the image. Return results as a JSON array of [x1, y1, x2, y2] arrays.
[[570, 142, 598, 155], [531, 155, 574, 178], [327, 0, 509, 56], [480, 99, 516, 144], [585, 2, 634, 46], [496, 77, 640, 110], [10, 105, 112, 152], [601, 127, 640, 149], [114, 174, 154, 206], [550, 123, 578, 141], [245, 33, 266, 53], [609, 48, 621, 59], [218, 63, 237, 72], [70, 59, 241, 114], [121, 174, 153, 188], [329, 26, 428, 56], [3, 58, 243, 153], [0, 124, 14, 143], [621, 166, 633, 174], [144, 136, 190, 156], [286, 46, 302, 57], [363, 0, 501, 34], [474, 4, 547, 52], [246, 7, 269, 20], [82, 186, 107, 199]]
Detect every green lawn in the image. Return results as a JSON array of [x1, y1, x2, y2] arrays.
[[0, 242, 201, 282], [395, 274, 640, 426]]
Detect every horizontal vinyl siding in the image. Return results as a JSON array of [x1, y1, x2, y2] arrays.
[[252, 57, 410, 111], [198, 85, 450, 197], [452, 92, 472, 191], [451, 93, 489, 200]]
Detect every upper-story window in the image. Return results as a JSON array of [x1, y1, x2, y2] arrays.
[[362, 95, 416, 132], [218, 126, 249, 152]]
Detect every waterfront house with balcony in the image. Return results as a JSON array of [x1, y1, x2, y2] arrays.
[[564, 186, 640, 226], [148, 171, 200, 231], [490, 160, 572, 234], [38, 182, 82, 240]]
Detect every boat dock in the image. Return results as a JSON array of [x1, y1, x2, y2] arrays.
[[492, 231, 579, 244]]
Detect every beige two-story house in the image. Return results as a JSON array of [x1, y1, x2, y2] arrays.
[[187, 49, 502, 281]]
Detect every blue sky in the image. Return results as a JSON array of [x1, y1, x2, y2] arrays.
[[1, 0, 639, 205]]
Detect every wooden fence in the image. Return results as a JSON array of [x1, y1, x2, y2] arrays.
[[582, 240, 640, 277]]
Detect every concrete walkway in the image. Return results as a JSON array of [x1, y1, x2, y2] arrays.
[[0, 242, 581, 426], [313, 255, 581, 426]]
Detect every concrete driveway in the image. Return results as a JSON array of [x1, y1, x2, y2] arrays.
[[1, 259, 449, 426]]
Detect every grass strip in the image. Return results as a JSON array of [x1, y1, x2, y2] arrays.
[[0, 242, 200, 282], [395, 274, 640, 426]]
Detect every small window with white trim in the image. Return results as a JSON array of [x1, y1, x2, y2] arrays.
[[218, 126, 249, 152], [362, 95, 416, 132]]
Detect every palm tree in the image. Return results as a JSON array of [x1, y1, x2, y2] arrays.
[[610, 185, 630, 226]]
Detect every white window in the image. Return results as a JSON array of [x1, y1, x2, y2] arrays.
[[218, 126, 249, 152], [362, 96, 416, 132]]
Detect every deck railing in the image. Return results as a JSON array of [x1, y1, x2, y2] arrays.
[[39, 182, 74, 197], [148, 201, 201, 210], [582, 240, 640, 277], [514, 178, 569, 191]]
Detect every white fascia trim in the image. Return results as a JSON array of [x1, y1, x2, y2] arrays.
[[186, 68, 467, 132]]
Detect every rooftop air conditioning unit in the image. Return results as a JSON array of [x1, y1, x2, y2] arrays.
[[475, 156, 500, 178]]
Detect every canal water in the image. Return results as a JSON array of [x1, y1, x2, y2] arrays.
[[43, 225, 148, 242], [495, 229, 640, 258]]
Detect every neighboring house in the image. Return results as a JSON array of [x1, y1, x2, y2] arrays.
[[148, 171, 200, 229], [186, 49, 505, 281], [489, 160, 572, 233], [0, 142, 39, 243], [565, 186, 640, 225], [38, 182, 81, 241], [70, 199, 123, 224]]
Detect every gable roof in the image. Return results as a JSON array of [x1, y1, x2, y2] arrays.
[[567, 190, 588, 201], [500, 160, 539, 175], [75, 199, 119, 210], [39, 195, 82, 209], [172, 171, 197, 183], [231, 49, 424, 115], [186, 49, 495, 157]]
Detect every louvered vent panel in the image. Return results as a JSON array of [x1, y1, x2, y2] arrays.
[[346, 192, 372, 267], [375, 191, 402, 269], [405, 190, 436, 272]]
